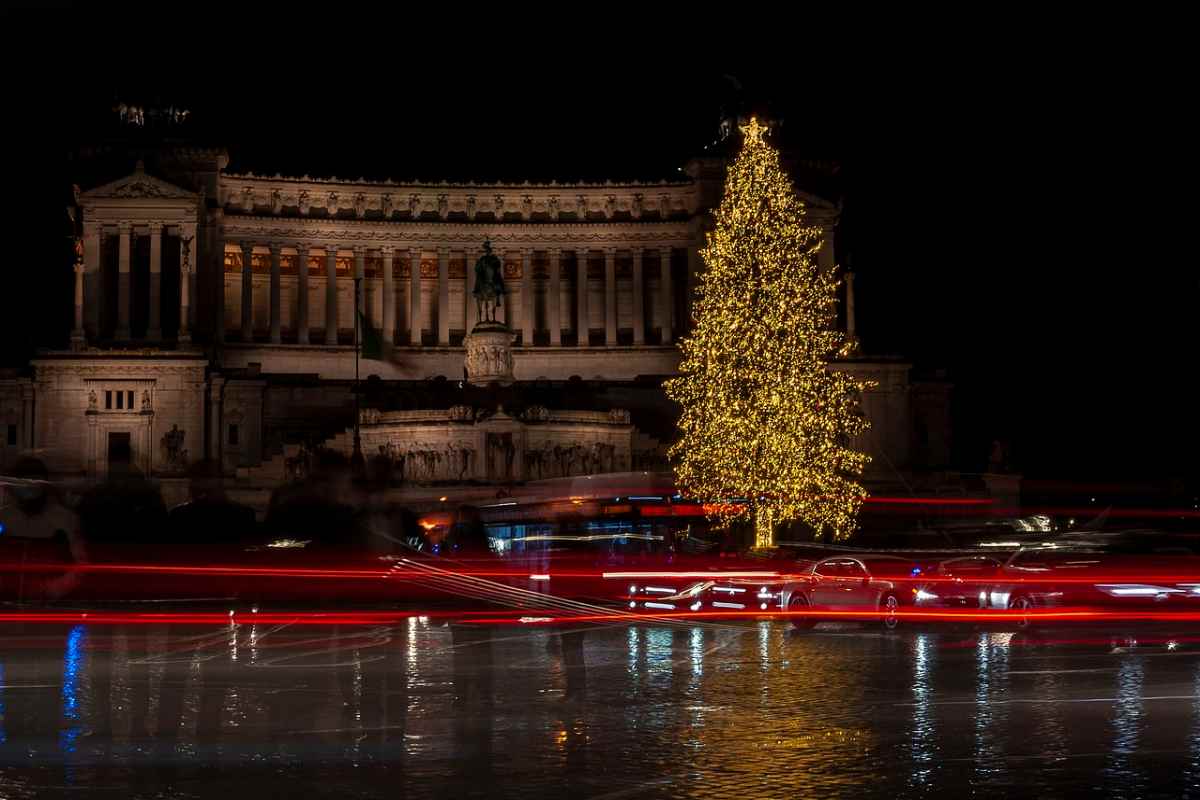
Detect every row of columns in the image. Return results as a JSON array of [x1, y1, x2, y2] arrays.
[[229, 244, 679, 347], [73, 221, 197, 347]]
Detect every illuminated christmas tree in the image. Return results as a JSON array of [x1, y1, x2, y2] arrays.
[[666, 117, 872, 547]]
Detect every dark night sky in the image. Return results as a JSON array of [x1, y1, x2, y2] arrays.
[[1, 11, 1193, 485]]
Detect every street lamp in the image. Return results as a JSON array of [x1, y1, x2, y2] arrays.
[[351, 274, 364, 477]]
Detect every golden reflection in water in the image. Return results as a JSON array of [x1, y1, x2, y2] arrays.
[[682, 623, 874, 799]]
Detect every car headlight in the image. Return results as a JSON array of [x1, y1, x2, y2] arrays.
[[914, 588, 938, 602]]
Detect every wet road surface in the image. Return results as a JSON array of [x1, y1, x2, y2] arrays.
[[3, 617, 1200, 798]]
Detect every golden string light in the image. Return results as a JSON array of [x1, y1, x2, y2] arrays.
[[666, 117, 872, 547]]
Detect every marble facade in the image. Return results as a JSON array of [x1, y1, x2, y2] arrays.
[[0, 131, 947, 506]]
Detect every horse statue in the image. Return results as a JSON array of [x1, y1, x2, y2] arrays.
[[472, 240, 507, 323]]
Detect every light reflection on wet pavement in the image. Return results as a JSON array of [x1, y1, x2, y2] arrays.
[[3, 619, 1200, 798]]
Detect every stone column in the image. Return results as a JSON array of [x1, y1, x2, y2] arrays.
[[20, 384, 33, 451], [521, 248, 533, 346], [148, 224, 163, 340], [354, 246, 365, 344], [659, 247, 673, 345], [575, 249, 588, 347], [269, 243, 282, 343], [437, 247, 450, 345], [179, 238, 191, 344], [71, 263, 85, 349], [325, 246, 338, 345], [632, 247, 645, 345], [116, 222, 132, 340], [409, 248, 422, 345], [845, 270, 859, 345], [604, 247, 617, 346], [86, 413, 98, 478], [208, 375, 224, 463], [486, 247, 501, 327], [212, 210, 225, 344], [381, 246, 395, 352], [295, 244, 309, 344], [180, 222, 197, 342], [466, 246, 478, 331], [82, 222, 101, 337], [240, 241, 254, 342], [548, 249, 562, 345]]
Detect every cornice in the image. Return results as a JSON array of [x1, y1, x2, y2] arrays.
[[220, 216, 696, 246], [223, 172, 694, 190]]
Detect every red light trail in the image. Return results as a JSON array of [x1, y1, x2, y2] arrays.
[[2, 606, 1200, 627]]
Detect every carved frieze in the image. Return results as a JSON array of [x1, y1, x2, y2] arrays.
[[446, 405, 474, 422], [521, 405, 550, 423], [608, 408, 631, 424]]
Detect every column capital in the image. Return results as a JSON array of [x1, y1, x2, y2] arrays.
[[521, 246, 533, 256], [325, 244, 339, 254], [268, 242, 283, 254], [379, 244, 394, 255], [437, 245, 451, 256], [240, 240, 254, 252], [118, 221, 132, 233], [604, 246, 618, 255], [549, 247, 562, 257], [353, 244, 366, 255], [294, 242, 309, 253]]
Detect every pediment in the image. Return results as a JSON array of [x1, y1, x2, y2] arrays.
[[82, 166, 197, 202]]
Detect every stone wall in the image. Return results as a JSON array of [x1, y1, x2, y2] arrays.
[[0, 378, 30, 471], [352, 407, 633, 485], [833, 361, 912, 475], [219, 378, 266, 472], [218, 343, 682, 382], [29, 354, 207, 477]]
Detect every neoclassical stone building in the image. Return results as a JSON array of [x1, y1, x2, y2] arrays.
[[0, 118, 951, 509]]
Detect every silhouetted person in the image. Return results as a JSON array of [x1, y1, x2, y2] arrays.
[[168, 459, 256, 544], [77, 454, 167, 547], [0, 456, 85, 604]]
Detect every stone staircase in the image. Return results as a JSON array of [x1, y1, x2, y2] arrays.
[[238, 426, 355, 483]]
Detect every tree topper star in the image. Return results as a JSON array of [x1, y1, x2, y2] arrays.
[[739, 116, 769, 143]]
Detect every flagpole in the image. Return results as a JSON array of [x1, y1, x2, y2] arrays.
[[351, 274, 364, 475]]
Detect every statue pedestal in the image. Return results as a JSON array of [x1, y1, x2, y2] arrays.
[[464, 321, 515, 386]]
